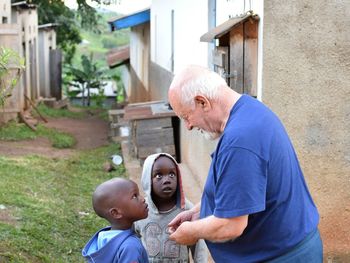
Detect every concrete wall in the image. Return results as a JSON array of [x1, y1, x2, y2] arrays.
[[151, 0, 208, 72], [38, 27, 57, 98], [12, 6, 40, 105], [128, 22, 150, 103], [263, 0, 350, 258], [0, 24, 22, 123], [150, 0, 211, 182], [0, 0, 11, 24]]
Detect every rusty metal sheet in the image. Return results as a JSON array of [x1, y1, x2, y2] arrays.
[[200, 13, 259, 42]]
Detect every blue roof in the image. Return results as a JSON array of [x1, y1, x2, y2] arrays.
[[108, 9, 150, 31]]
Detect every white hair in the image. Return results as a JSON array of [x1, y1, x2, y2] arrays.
[[169, 65, 227, 107]]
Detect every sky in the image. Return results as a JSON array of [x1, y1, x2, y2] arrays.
[[64, 0, 151, 15]]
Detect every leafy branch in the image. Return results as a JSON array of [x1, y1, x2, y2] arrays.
[[0, 47, 25, 107]]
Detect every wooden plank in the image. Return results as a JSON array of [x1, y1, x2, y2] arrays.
[[244, 19, 258, 96], [137, 145, 176, 159], [136, 128, 174, 147], [125, 100, 164, 107], [50, 49, 62, 100], [109, 109, 125, 123], [135, 117, 172, 131], [229, 24, 244, 93], [124, 106, 152, 120], [124, 101, 176, 120]]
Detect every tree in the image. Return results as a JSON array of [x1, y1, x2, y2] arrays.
[[67, 53, 107, 107]]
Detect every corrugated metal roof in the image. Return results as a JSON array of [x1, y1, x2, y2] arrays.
[[38, 23, 59, 30], [11, 1, 36, 9], [200, 13, 259, 42], [106, 46, 130, 68], [108, 8, 150, 31]]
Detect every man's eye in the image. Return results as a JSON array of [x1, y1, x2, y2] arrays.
[[169, 172, 175, 178], [155, 174, 162, 179]]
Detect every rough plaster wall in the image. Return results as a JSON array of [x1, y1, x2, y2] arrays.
[[128, 24, 150, 103], [128, 66, 149, 103], [263, 0, 350, 255], [149, 61, 174, 100], [179, 122, 217, 189], [149, 62, 217, 186]]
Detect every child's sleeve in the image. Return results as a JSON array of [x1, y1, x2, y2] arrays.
[[190, 239, 208, 263], [118, 237, 149, 263]]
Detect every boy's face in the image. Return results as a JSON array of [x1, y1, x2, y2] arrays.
[[152, 156, 178, 201], [116, 181, 148, 221]]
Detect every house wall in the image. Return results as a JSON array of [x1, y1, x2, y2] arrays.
[[151, 0, 264, 187], [12, 6, 40, 106], [127, 22, 150, 103], [263, 0, 350, 257], [0, 0, 11, 24], [149, 1, 211, 182], [0, 23, 22, 123], [38, 28, 57, 98], [149, 0, 209, 104]]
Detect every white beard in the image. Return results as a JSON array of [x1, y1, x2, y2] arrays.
[[200, 130, 220, 140]]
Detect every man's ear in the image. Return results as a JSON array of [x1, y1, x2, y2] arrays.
[[194, 95, 211, 111], [109, 208, 123, 219]]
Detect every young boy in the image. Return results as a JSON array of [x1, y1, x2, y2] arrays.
[[82, 178, 149, 263], [134, 153, 208, 262]]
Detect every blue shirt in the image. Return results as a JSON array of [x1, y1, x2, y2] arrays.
[[200, 95, 319, 262], [82, 227, 149, 263]]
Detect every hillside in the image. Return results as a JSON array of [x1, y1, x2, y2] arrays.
[[72, 11, 129, 71]]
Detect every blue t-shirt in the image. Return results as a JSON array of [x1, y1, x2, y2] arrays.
[[200, 95, 319, 262]]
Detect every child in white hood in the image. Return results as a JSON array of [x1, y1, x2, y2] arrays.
[[134, 153, 208, 263]]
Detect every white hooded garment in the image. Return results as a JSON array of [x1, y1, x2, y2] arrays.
[[134, 153, 208, 263]]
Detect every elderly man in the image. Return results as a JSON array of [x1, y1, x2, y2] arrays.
[[167, 65, 322, 262]]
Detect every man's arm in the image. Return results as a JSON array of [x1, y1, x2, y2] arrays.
[[169, 214, 248, 245]]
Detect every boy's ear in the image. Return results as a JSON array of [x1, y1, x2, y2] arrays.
[[109, 208, 123, 219]]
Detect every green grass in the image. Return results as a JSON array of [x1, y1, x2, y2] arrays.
[[0, 143, 126, 262], [0, 122, 76, 149], [35, 104, 87, 119]]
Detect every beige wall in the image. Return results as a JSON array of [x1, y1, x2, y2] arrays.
[[38, 28, 57, 98], [128, 22, 150, 103], [263, 0, 350, 257], [0, 0, 11, 24], [12, 7, 40, 104], [0, 23, 22, 122], [166, 0, 350, 258]]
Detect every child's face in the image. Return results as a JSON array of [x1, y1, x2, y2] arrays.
[[152, 156, 178, 201], [116, 181, 148, 221]]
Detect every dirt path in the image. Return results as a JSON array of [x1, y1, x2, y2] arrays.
[[0, 115, 110, 158]]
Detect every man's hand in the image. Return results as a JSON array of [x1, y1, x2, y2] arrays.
[[169, 221, 198, 245], [168, 209, 199, 234]]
